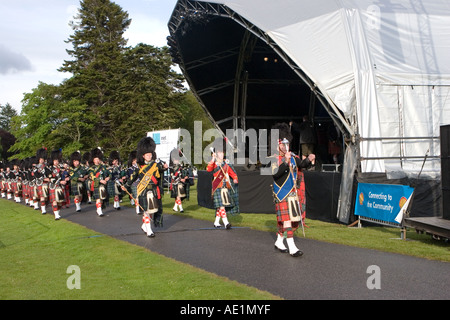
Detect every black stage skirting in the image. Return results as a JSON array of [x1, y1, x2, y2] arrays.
[[197, 168, 341, 223]]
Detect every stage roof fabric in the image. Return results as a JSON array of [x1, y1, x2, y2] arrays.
[[168, 0, 450, 176]]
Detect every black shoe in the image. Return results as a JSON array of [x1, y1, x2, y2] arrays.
[[147, 233, 155, 238], [274, 245, 288, 253], [290, 250, 304, 257], [214, 224, 221, 229], [225, 223, 232, 230]]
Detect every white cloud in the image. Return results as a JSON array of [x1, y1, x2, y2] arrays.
[[0, 0, 178, 111], [0, 44, 34, 74]]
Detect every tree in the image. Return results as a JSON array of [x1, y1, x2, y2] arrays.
[[9, 82, 61, 159], [0, 129, 16, 161], [0, 103, 18, 132], [59, 0, 132, 148]]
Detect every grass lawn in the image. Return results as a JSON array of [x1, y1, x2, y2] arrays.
[[0, 198, 279, 300]]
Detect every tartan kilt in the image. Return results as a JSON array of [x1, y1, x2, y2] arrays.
[[170, 182, 189, 200], [107, 180, 122, 197], [130, 180, 138, 198], [37, 183, 49, 199], [137, 187, 159, 212], [70, 181, 84, 196], [275, 198, 291, 223], [275, 188, 306, 223], [49, 187, 65, 204], [212, 184, 239, 215], [91, 183, 108, 200]]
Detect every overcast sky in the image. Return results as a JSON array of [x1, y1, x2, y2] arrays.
[[0, 0, 179, 111]]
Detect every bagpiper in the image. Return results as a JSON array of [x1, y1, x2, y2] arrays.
[[125, 150, 141, 214], [82, 151, 92, 204], [270, 123, 315, 257], [206, 137, 239, 229], [123, 137, 168, 237], [28, 156, 40, 210], [69, 151, 87, 212], [21, 158, 31, 205], [11, 159, 22, 203], [88, 147, 110, 216], [107, 150, 125, 210], [169, 148, 189, 213], [0, 161, 6, 198], [34, 148, 51, 214], [48, 149, 68, 220]]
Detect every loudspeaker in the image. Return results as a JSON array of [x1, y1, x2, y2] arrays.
[[441, 125, 450, 219]]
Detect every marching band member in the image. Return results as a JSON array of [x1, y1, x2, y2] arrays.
[[82, 151, 93, 204], [11, 160, 22, 203], [3, 162, 13, 200], [0, 161, 6, 198], [29, 156, 40, 210], [21, 158, 30, 205], [270, 123, 314, 257], [123, 137, 168, 237], [69, 151, 87, 212], [206, 138, 239, 229], [48, 149, 68, 220], [107, 151, 125, 210], [170, 149, 189, 213], [88, 147, 110, 217], [126, 151, 141, 214], [35, 148, 51, 214]]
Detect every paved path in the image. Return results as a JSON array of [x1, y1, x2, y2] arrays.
[[62, 204, 449, 300]]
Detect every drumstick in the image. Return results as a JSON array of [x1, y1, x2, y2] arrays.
[[116, 179, 145, 213]]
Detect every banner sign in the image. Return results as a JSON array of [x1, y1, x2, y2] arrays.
[[355, 183, 414, 224], [147, 129, 180, 164]]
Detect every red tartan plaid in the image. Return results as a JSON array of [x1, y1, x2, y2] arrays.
[[275, 195, 301, 238], [49, 187, 66, 204]]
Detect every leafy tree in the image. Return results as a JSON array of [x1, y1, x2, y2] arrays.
[[0, 129, 16, 161], [0, 103, 18, 132], [9, 82, 61, 159], [59, 0, 132, 148]]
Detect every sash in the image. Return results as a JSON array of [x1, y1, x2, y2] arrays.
[[136, 163, 159, 197], [70, 166, 82, 182], [90, 165, 105, 191], [273, 157, 297, 202], [211, 163, 230, 195]]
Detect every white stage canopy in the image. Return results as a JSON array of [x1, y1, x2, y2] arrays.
[[170, 0, 450, 177]]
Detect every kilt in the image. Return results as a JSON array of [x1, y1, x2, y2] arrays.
[[49, 186, 65, 204], [275, 196, 299, 238], [107, 180, 122, 198], [91, 183, 108, 200], [212, 184, 239, 215], [131, 181, 138, 199], [170, 182, 189, 200], [137, 187, 159, 212], [70, 181, 85, 196], [22, 182, 29, 199], [37, 183, 49, 199]]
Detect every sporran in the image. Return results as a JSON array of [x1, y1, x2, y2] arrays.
[[287, 194, 301, 222], [146, 190, 158, 214]]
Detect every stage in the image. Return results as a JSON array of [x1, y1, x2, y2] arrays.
[[197, 168, 342, 223]]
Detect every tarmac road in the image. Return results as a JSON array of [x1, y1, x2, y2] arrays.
[[62, 203, 449, 300]]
